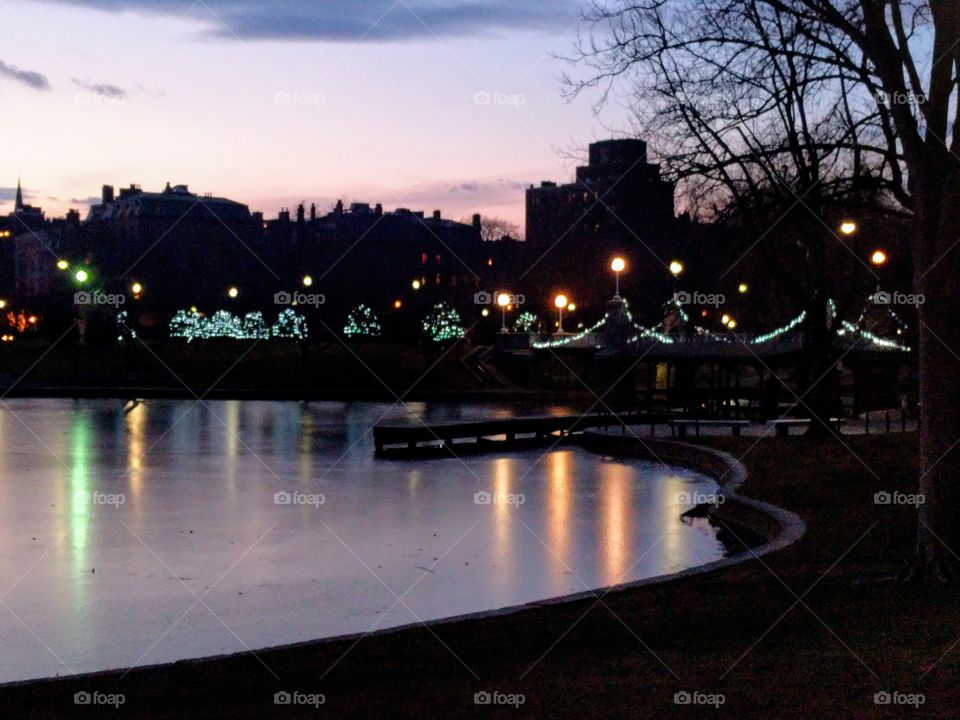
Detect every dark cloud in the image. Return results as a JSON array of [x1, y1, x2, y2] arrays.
[[38, 1, 579, 41], [448, 179, 527, 194], [72, 78, 127, 98], [0, 60, 50, 90], [70, 196, 101, 205]]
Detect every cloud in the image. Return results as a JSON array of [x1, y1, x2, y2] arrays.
[[0, 60, 50, 90], [38, 0, 580, 41], [447, 178, 528, 195], [72, 78, 127, 99]]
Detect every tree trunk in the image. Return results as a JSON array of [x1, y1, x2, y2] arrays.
[[801, 293, 839, 437], [908, 186, 960, 582]]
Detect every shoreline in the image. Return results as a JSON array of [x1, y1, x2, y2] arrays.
[[0, 386, 573, 403], [0, 432, 804, 713]]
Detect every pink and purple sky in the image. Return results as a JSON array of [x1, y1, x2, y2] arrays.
[[0, 0, 629, 226]]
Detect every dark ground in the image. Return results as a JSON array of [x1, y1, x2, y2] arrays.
[[0, 338, 510, 399], [2, 432, 956, 718]]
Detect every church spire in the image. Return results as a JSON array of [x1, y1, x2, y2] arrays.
[[14, 178, 23, 212]]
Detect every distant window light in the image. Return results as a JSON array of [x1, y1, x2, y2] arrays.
[[435, 274, 441, 285], [435, 253, 441, 264], [487, 258, 493, 267], [421, 252, 428, 264]]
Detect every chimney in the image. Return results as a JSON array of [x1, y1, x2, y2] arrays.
[[432, 210, 441, 221], [374, 203, 383, 216], [334, 199, 344, 215], [102, 185, 114, 204], [472, 213, 482, 232], [310, 203, 316, 221], [296, 203, 305, 223]]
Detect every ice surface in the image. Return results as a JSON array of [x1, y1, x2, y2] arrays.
[[0, 399, 723, 683]]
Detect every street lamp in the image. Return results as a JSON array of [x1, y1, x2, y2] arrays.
[[610, 257, 626, 298], [75, 269, 89, 283], [412, 279, 421, 290], [302, 275, 313, 287], [738, 282, 749, 294], [228, 286, 239, 299], [131, 281, 143, 296], [870, 249, 888, 266], [497, 292, 511, 333], [0, 299, 6, 309], [839, 220, 858, 236], [669, 260, 684, 277], [56, 259, 69, 271], [554, 294, 569, 334]]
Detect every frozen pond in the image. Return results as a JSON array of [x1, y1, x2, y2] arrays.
[[0, 399, 725, 683]]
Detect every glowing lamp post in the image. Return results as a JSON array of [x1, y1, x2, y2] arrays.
[[56, 259, 69, 271], [302, 275, 313, 287], [228, 286, 239, 299], [75, 269, 89, 284], [669, 260, 684, 277], [131, 282, 143, 298], [554, 294, 569, 334], [497, 292, 511, 333], [870, 249, 888, 266], [839, 220, 858, 236], [610, 257, 626, 299]]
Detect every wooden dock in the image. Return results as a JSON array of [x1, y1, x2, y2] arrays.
[[373, 413, 649, 455]]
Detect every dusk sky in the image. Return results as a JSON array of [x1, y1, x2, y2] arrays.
[[0, 0, 630, 226]]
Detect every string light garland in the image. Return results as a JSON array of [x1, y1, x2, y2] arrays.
[[749, 311, 807, 345]]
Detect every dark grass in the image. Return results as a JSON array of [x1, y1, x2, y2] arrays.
[[5, 432, 959, 718]]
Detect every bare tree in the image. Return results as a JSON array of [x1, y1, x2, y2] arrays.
[[465, 215, 523, 242], [567, 0, 960, 580]]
